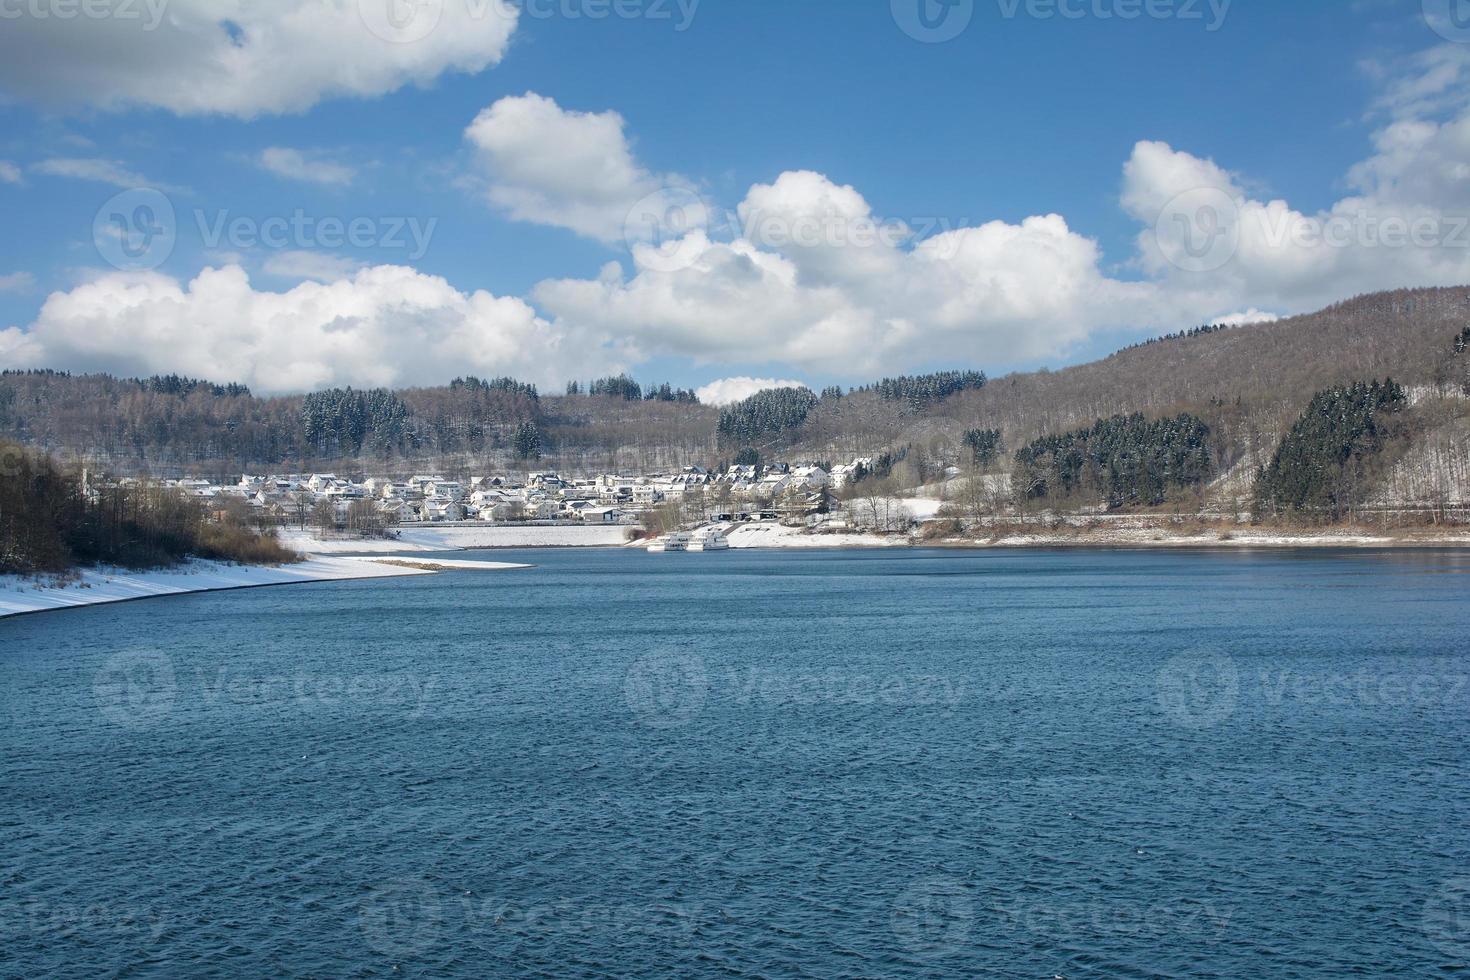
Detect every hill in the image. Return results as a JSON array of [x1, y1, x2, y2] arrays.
[[3, 286, 1469, 516]]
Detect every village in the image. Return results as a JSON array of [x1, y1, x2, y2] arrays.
[[156, 458, 892, 535]]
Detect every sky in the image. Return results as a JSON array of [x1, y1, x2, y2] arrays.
[[0, 0, 1468, 402]]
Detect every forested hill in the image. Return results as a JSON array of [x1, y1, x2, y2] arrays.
[[2, 286, 1468, 482]]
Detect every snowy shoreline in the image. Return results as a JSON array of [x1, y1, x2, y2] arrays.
[[278, 525, 630, 553], [724, 520, 1470, 551], [0, 554, 530, 620]]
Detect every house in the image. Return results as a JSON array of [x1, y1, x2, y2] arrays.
[[791, 465, 830, 489], [423, 498, 464, 522], [428, 480, 465, 501]]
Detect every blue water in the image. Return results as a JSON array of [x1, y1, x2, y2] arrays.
[[3, 547, 1470, 977]]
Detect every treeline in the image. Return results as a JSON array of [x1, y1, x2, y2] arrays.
[[0, 370, 548, 467], [860, 370, 987, 409], [570, 376, 698, 403], [717, 387, 818, 448], [1014, 412, 1212, 508], [1116, 323, 1233, 355], [302, 388, 413, 457], [1255, 379, 1407, 520], [0, 441, 296, 575], [143, 374, 253, 398], [449, 376, 539, 400]]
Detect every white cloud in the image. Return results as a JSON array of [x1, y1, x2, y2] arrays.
[[0, 0, 520, 118], [0, 272, 35, 293], [533, 171, 1149, 374], [464, 92, 691, 242], [10, 46, 1470, 391], [258, 147, 356, 186], [695, 377, 810, 406], [32, 157, 155, 189], [261, 250, 364, 282], [1209, 309, 1280, 328], [0, 161, 21, 184], [3, 264, 621, 395], [535, 48, 1470, 376]]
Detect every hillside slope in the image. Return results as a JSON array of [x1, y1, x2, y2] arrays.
[[2, 288, 1468, 509]]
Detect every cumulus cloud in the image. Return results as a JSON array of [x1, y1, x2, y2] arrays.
[[258, 147, 356, 186], [0, 161, 21, 184], [1210, 309, 1281, 328], [0, 0, 519, 118], [3, 264, 621, 395], [695, 377, 810, 406], [8, 46, 1470, 391], [464, 92, 691, 242], [533, 171, 1151, 374], [535, 47, 1470, 375]]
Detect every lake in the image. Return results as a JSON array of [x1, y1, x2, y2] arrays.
[[3, 547, 1469, 977]]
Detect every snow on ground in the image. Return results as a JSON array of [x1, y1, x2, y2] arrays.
[[951, 527, 1470, 548], [279, 524, 630, 553], [899, 497, 945, 519], [0, 557, 441, 618], [725, 523, 900, 549], [335, 556, 531, 571]]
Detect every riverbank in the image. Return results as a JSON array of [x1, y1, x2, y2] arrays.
[[0, 555, 530, 619], [279, 524, 630, 553], [723, 520, 1470, 550]]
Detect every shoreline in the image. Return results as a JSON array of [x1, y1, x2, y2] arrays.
[[8, 525, 1467, 620], [722, 520, 1470, 552], [0, 554, 530, 621]]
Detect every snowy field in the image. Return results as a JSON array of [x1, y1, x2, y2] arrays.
[[725, 523, 899, 549], [280, 525, 630, 553], [0, 555, 529, 618]]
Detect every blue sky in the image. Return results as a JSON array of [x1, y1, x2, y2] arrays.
[[0, 0, 1467, 398]]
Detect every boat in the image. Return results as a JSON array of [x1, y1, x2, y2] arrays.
[[646, 532, 691, 552], [686, 527, 730, 551]]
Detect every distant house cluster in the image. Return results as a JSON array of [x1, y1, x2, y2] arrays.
[[159, 459, 862, 529]]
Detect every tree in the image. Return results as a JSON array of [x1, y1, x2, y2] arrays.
[[1254, 379, 1407, 521], [1014, 413, 1212, 509], [962, 429, 1003, 466], [717, 388, 818, 447], [310, 499, 339, 534], [513, 421, 542, 460]]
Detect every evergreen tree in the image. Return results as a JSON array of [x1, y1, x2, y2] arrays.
[[874, 370, 987, 409], [1015, 413, 1212, 508], [513, 420, 542, 460], [1254, 379, 1407, 520], [716, 387, 818, 447], [962, 429, 1003, 465]]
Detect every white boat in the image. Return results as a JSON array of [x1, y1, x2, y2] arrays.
[[646, 532, 691, 552], [686, 527, 730, 551]]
